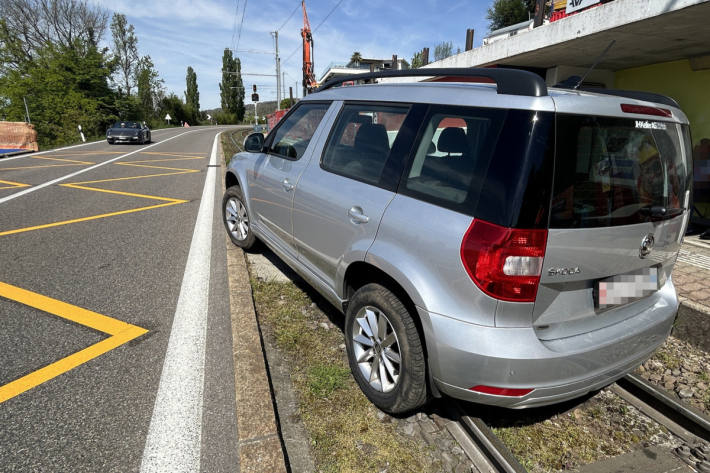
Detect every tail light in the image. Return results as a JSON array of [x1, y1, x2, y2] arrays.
[[460, 219, 547, 303], [621, 104, 671, 118]]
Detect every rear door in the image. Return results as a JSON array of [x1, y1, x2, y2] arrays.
[[536, 108, 692, 338], [292, 102, 422, 291]]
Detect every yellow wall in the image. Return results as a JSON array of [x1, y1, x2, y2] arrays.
[[616, 59, 710, 216], [615, 59, 710, 146]]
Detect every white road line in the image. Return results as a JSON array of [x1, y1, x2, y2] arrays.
[[139, 131, 221, 473], [0, 139, 107, 162], [0, 130, 194, 205]]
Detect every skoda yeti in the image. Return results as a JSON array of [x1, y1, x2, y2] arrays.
[[222, 69, 692, 413]]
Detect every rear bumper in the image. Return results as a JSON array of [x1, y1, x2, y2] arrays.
[[423, 279, 678, 408]]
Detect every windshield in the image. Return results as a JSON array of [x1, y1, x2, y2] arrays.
[[112, 122, 140, 129], [551, 115, 691, 228]]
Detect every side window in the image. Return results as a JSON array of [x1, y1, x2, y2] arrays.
[[404, 109, 499, 204], [268, 103, 329, 160], [321, 104, 409, 185]]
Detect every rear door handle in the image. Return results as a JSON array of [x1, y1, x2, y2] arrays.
[[282, 178, 294, 192], [348, 206, 369, 224]]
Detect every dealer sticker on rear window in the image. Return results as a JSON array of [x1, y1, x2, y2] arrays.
[[635, 120, 667, 130]]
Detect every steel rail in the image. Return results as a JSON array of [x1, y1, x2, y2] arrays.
[[618, 374, 710, 442], [455, 403, 528, 473]]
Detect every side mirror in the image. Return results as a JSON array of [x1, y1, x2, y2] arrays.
[[244, 132, 264, 153]]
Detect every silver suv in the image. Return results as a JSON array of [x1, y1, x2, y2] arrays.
[[222, 69, 692, 413]]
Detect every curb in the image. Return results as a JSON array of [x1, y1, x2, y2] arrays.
[[0, 150, 33, 158], [684, 237, 710, 251], [673, 297, 710, 352], [221, 139, 288, 473]]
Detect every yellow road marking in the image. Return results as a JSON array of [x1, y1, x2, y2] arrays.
[[63, 170, 198, 186], [0, 179, 30, 190], [0, 163, 94, 171], [0, 202, 181, 237], [125, 156, 206, 163], [0, 154, 200, 237], [35, 151, 123, 157], [62, 183, 188, 203], [29, 156, 94, 165], [0, 281, 148, 404], [140, 151, 208, 158], [115, 162, 202, 172]]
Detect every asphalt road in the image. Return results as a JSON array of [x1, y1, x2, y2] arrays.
[[0, 126, 244, 472]]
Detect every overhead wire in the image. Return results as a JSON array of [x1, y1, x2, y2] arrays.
[[282, 0, 346, 65], [230, 0, 241, 51], [278, 2, 301, 32], [235, 0, 249, 52]]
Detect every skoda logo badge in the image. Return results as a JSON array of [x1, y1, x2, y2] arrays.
[[639, 234, 655, 258]]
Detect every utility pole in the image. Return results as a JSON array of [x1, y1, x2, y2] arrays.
[[282, 71, 286, 106], [272, 31, 281, 110], [23, 97, 31, 123]]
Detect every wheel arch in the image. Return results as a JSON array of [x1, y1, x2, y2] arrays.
[[342, 261, 442, 396], [225, 170, 240, 189]]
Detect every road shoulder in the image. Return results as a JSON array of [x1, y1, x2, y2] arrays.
[[222, 140, 288, 473]]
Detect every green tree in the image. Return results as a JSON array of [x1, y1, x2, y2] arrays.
[[185, 66, 199, 121], [110, 13, 139, 95], [0, 40, 116, 147], [280, 97, 297, 109], [433, 41, 454, 62], [0, 0, 108, 69], [486, 0, 531, 31], [349, 51, 362, 65], [158, 93, 190, 126], [411, 50, 424, 68], [219, 48, 244, 122], [136, 55, 163, 121]]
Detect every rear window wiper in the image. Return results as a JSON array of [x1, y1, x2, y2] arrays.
[[639, 205, 684, 220]]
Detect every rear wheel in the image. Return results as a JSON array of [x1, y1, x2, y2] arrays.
[[345, 283, 428, 414], [222, 185, 256, 249]]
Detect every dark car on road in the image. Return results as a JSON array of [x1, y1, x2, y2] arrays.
[[106, 121, 151, 145]]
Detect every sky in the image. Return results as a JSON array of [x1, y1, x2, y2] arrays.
[[93, 0, 493, 110]]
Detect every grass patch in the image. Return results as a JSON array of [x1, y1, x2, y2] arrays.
[[653, 348, 681, 370], [251, 278, 441, 473], [491, 390, 670, 472], [307, 363, 350, 398], [221, 129, 250, 166]]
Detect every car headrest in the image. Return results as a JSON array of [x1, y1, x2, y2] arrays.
[[438, 127, 468, 154], [354, 123, 390, 153]]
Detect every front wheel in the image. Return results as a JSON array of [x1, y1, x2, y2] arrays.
[[345, 283, 428, 414], [222, 185, 256, 249]]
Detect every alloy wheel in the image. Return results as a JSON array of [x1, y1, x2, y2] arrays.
[[225, 197, 249, 241], [351, 305, 401, 392]]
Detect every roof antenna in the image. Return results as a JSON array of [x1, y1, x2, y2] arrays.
[[573, 39, 616, 90]]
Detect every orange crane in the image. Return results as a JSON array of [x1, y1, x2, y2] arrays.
[[301, 0, 317, 94]]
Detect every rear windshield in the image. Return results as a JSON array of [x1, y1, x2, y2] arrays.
[[551, 115, 691, 228]]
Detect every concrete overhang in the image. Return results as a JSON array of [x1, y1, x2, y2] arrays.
[[431, 0, 710, 71]]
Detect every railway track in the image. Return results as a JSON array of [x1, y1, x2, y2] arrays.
[[453, 375, 710, 473]]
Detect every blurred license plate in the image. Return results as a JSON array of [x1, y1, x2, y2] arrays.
[[595, 267, 659, 309]]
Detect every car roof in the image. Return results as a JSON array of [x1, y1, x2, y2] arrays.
[[303, 81, 689, 124]]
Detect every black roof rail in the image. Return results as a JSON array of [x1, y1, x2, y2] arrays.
[[577, 87, 680, 109], [315, 68, 548, 97]]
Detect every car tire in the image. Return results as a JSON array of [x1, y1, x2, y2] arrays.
[[222, 185, 256, 249], [345, 283, 428, 414], [107, 140, 114, 145]]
